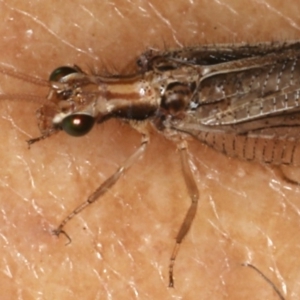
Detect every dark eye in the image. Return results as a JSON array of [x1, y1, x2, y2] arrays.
[[49, 66, 78, 82], [61, 114, 95, 137]]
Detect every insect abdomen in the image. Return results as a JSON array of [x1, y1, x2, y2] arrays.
[[195, 131, 300, 166]]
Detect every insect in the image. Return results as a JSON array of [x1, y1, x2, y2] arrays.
[[2, 40, 300, 287]]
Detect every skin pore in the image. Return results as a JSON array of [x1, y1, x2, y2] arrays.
[[1, 0, 300, 299]]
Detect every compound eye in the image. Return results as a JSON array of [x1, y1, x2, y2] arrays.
[[49, 66, 78, 82], [61, 114, 95, 137]]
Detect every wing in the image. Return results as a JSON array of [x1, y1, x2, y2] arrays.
[[169, 44, 300, 166]]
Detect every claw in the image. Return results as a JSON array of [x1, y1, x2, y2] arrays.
[[52, 228, 72, 245]]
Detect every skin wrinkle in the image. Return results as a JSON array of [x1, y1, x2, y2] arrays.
[[0, 0, 300, 299], [3, 2, 94, 57], [257, 0, 300, 30]]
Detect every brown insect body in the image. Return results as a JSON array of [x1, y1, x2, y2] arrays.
[[6, 41, 300, 287]]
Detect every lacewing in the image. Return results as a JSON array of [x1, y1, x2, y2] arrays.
[[2, 40, 300, 287]]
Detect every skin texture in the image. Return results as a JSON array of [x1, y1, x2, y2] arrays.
[[1, 0, 300, 299]]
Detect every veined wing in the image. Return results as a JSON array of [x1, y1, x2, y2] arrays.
[[195, 52, 300, 128], [170, 46, 300, 165]]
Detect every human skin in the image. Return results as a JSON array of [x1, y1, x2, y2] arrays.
[[1, 0, 300, 299]]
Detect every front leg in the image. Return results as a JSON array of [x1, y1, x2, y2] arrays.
[[53, 135, 149, 242]]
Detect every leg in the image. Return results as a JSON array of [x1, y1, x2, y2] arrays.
[[242, 263, 285, 300], [274, 165, 300, 186], [169, 140, 199, 287], [53, 135, 148, 242]]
